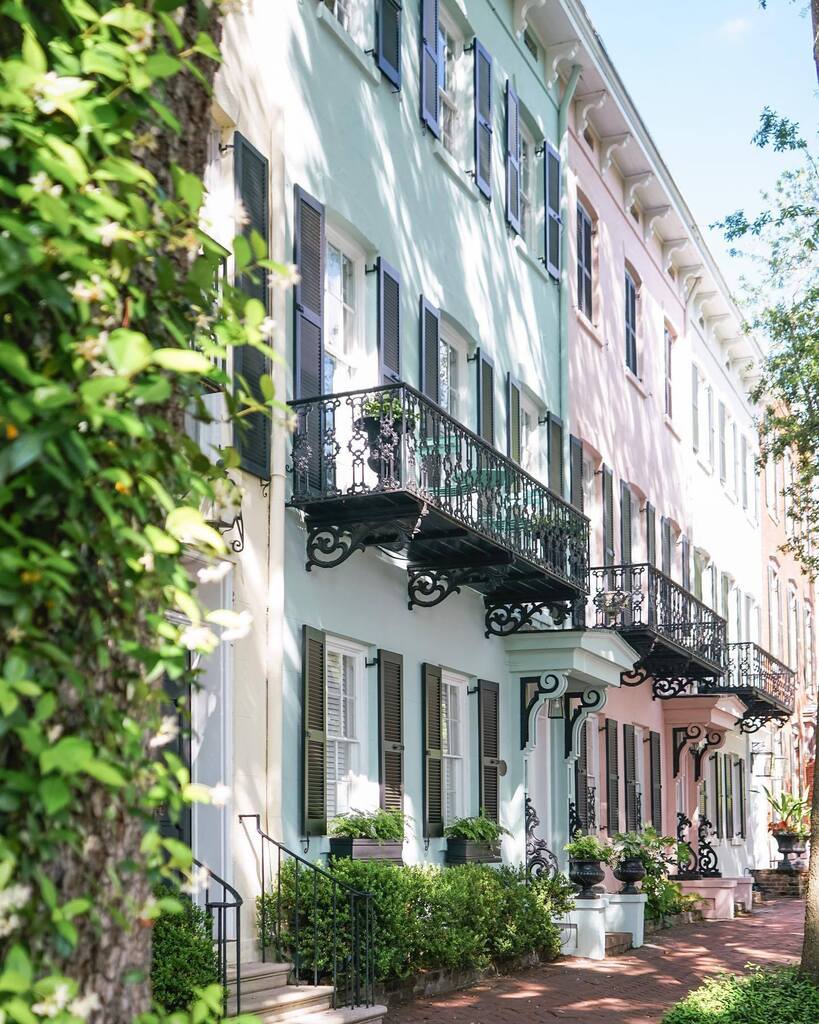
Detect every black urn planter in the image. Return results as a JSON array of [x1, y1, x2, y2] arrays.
[[568, 858, 606, 899], [444, 838, 501, 865], [613, 856, 646, 894], [774, 832, 808, 873], [356, 414, 406, 473], [328, 838, 404, 864]]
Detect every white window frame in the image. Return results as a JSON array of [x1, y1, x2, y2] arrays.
[[438, 8, 464, 160], [520, 121, 536, 251], [324, 225, 366, 392], [325, 635, 367, 821], [664, 325, 674, 419], [442, 670, 468, 825], [519, 390, 541, 480], [438, 320, 469, 424]]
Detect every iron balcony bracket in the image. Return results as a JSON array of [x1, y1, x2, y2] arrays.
[[484, 600, 547, 637], [407, 558, 514, 611], [305, 513, 420, 572], [739, 703, 791, 734]]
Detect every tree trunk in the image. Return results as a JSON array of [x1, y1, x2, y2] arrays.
[[801, 745, 819, 982], [812, 0, 819, 85]]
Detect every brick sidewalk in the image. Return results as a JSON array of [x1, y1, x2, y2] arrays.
[[385, 900, 804, 1024]]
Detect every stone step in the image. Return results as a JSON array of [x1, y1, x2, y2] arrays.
[[227, 961, 292, 997], [227, 984, 334, 1021], [605, 931, 632, 957], [286, 1004, 387, 1024]]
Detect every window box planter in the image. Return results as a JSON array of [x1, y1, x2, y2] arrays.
[[328, 837, 404, 864], [444, 838, 502, 865]]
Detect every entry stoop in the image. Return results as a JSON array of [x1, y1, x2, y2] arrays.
[[605, 932, 633, 957]]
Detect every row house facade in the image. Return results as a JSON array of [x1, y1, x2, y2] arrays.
[[173, 0, 815, 973]]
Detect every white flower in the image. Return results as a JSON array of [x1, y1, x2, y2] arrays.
[[29, 171, 50, 193], [6, 625, 24, 643], [33, 72, 87, 114], [68, 993, 100, 1020], [77, 421, 89, 434], [126, 23, 154, 54], [233, 198, 250, 229], [271, 263, 300, 289], [47, 724, 63, 743], [148, 715, 179, 749], [259, 316, 277, 339], [70, 279, 104, 304], [183, 864, 211, 895], [76, 336, 105, 360], [194, 311, 213, 330], [197, 561, 231, 584], [0, 884, 31, 915], [209, 783, 231, 807], [221, 609, 252, 642], [32, 983, 71, 1018], [96, 220, 120, 247], [0, 135, 11, 151], [138, 551, 155, 572], [0, 913, 20, 938], [179, 624, 218, 652]]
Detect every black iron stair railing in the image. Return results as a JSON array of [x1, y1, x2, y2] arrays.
[[191, 857, 242, 1016], [239, 814, 375, 1009]]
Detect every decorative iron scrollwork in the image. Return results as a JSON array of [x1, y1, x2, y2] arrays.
[[672, 724, 723, 780], [305, 515, 419, 572], [587, 785, 597, 830], [484, 601, 547, 637], [676, 812, 698, 879], [408, 562, 511, 611], [653, 675, 695, 699], [218, 509, 244, 554], [739, 704, 790, 734], [525, 796, 559, 880], [621, 663, 650, 687], [568, 799, 582, 838], [696, 817, 721, 877]]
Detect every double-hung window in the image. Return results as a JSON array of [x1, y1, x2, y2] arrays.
[[624, 270, 638, 375], [323, 0, 352, 33], [664, 326, 673, 418], [438, 329, 465, 422], [325, 638, 363, 819], [323, 232, 362, 394], [520, 126, 535, 247], [441, 672, 467, 824], [577, 203, 593, 321], [438, 17, 459, 156]]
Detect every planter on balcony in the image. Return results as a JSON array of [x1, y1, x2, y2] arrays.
[[444, 838, 502, 865], [355, 413, 408, 473], [328, 837, 404, 864]]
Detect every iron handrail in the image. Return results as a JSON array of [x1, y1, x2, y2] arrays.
[[719, 640, 796, 711], [192, 856, 242, 1016], [238, 814, 375, 1009]]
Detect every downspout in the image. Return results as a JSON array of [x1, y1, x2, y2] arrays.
[[558, 63, 582, 497]]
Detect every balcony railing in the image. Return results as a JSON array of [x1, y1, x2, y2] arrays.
[[289, 384, 589, 631], [589, 563, 727, 686], [700, 642, 796, 731]]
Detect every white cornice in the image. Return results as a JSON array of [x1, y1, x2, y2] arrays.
[[678, 263, 704, 293], [599, 132, 630, 174], [693, 290, 719, 320], [575, 89, 607, 135], [513, 0, 547, 34], [623, 171, 654, 210], [545, 40, 581, 89], [662, 237, 689, 271], [642, 204, 671, 242]]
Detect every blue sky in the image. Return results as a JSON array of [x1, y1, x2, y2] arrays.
[[580, 0, 817, 293]]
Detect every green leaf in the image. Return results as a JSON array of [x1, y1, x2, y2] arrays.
[[174, 170, 204, 213], [40, 736, 93, 775], [243, 297, 266, 327], [153, 348, 212, 374], [0, 433, 45, 486], [43, 137, 89, 186], [22, 26, 47, 73], [38, 777, 71, 814], [144, 52, 182, 80], [106, 329, 153, 377], [84, 759, 126, 787]]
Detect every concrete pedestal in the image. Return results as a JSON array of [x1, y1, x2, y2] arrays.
[[732, 878, 753, 912], [678, 878, 737, 920], [605, 893, 647, 948], [566, 897, 608, 960]]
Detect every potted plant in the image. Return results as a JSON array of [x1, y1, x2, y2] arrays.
[[355, 394, 412, 473], [328, 808, 406, 864], [611, 831, 648, 893], [764, 789, 810, 872], [564, 833, 613, 899], [443, 813, 510, 864]]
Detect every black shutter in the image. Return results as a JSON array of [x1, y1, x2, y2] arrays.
[[605, 718, 619, 834], [620, 481, 633, 565], [234, 134, 270, 478], [691, 363, 700, 453], [602, 466, 615, 566], [420, 0, 439, 136], [294, 185, 325, 400], [574, 721, 589, 834], [375, 0, 401, 89], [547, 413, 563, 495], [302, 626, 327, 837], [661, 517, 672, 576], [419, 296, 440, 403], [645, 501, 656, 566], [477, 349, 495, 445], [681, 534, 691, 589], [505, 81, 521, 232], [473, 41, 492, 200], [724, 754, 734, 840], [737, 758, 746, 838], [422, 663, 444, 838], [378, 650, 404, 812], [544, 141, 561, 279], [624, 724, 638, 832], [478, 680, 500, 822], [377, 258, 401, 383], [712, 753, 723, 839], [650, 730, 662, 831], [507, 374, 522, 463], [569, 435, 584, 512]]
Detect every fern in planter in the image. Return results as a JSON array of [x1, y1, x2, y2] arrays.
[[328, 808, 406, 842], [444, 814, 510, 844]]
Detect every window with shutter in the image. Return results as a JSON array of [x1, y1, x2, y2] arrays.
[[660, 517, 672, 576], [706, 386, 715, 466], [442, 672, 467, 824], [505, 82, 521, 232], [422, 663, 444, 837], [506, 374, 522, 463], [378, 650, 404, 812], [718, 402, 727, 482], [605, 718, 619, 834], [624, 271, 638, 375], [544, 141, 561, 279], [419, 0, 440, 136], [476, 349, 495, 445], [664, 325, 674, 418], [478, 680, 500, 822], [724, 753, 734, 840], [681, 534, 690, 590], [645, 501, 656, 566], [737, 758, 746, 837], [620, 480, 633, 565], [234, 135, 271, 478], [602, 466, 615, 566], [691, 365, 700, 453], [294, 185, 325, 399], [649, 730, 662, 831], [377, 258, 401, 383], [570, 435, 584, 512], [419, 296, 440, 403], [574, 719, 589, 833], [624, 724, 638, 831], [302, 626, 327, 836], [741, 436, 749, 509], [712, 754, 723, 838], [577, 203, 593, 320], [375, 0, 402, 89], [547, 413, 564, 495], [473, 41, 492, 200]]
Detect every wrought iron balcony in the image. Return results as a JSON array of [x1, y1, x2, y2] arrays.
[[700, 642, 795, 733], [589, 563, 727, 694], [288, 383, 589, 635]]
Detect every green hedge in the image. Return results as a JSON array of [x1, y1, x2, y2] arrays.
[[151, 886, 220, 1012], [258, 861, 574, 985], [662, 966, 819, 1024]]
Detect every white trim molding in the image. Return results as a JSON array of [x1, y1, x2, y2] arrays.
[[599, 132, 631, 175], [575, 90, 607, 135], [623, 171, 654, 210], [642, 204, 671, 242], [545, 40, 580, 89], [662, 237, 689, 271], [513, 0, 547, 34]]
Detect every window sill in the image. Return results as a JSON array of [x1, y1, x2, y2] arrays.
[[431, 139, 479, 201], [577, 311, 605, 348], [664, 415, 681, 441], [624, 366, 648, 399], [315, 4, 380, 85], [514, 235, 553, 283]]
